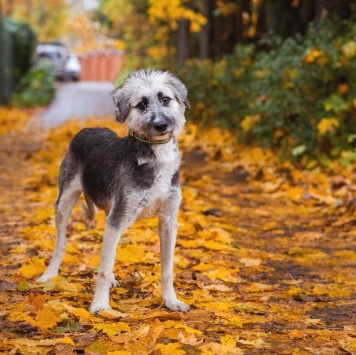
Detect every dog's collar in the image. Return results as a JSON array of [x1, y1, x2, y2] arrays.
[[128, 130, 173, 144]]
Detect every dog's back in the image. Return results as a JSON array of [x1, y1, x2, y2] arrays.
[[69, 128, 119, 164]]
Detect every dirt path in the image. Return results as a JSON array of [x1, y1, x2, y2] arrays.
[[0, 114, 355, 354]]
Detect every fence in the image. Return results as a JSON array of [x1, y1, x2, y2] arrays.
[[78, 50, 124, 82]]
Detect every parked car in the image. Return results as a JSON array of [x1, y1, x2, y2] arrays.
[[35, 42, 68, 80], [65, 55, 81, 81]]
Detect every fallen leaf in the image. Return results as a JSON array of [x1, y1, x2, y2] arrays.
[[154, 343, 186, 354], [18, 257, 47, 279], [24, 293, 46, 311], [33, 306, 62, 328], [93, 322, 131, 337], [240, 258, 262, 267]]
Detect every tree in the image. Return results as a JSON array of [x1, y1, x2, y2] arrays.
[[3, 0, 69, 42], [94, 0, 354, 68]]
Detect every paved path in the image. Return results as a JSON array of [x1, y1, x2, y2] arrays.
[[39, 81, 116, 128]]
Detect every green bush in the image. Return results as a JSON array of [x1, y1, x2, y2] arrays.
[[180, 20, 356, 167], [12, 62, 56, 107], [4, 17, 37, 85]]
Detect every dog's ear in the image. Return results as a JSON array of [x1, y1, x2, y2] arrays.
[[168, 74, 190, 109], [113, 87, 130, 123]]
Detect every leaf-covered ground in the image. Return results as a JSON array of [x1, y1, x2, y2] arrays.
[[0, 109, 355, 355]]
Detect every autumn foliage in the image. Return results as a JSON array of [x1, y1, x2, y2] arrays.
[[180, 20, 356, 167], [0, 108, 355, 354]]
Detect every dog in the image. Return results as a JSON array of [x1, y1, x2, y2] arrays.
[[38, 70, 190, 313]]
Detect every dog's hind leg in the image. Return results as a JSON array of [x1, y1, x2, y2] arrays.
[[89, 194, 147, 312], [82, 194, 96, 228], [38, 174, 82, 282]]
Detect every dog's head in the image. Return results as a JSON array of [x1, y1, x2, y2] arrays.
[[113, 70, 189, 139]]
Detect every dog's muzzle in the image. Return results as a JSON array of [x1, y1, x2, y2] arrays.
[[129, 130, 173, 144]]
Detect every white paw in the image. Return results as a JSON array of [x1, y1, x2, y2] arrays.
[[89, 300, 111, 313], [165, 299, 190, 312], [37, 272, 56, 282], [108, 274, 119, 288]]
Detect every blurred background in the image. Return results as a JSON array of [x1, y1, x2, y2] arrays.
[[0, 0, 355, 166]]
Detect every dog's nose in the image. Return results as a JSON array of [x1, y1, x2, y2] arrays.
[[153, 121, 168, 132]]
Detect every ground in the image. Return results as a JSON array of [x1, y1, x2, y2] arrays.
[[39, 82, 116, 128], [0, 106, 355, 354]]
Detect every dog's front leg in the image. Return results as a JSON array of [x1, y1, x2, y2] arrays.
[[159, 191, 190, 312]]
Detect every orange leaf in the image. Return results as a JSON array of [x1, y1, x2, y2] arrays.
[[25, 293, 47, 312], [34, 306, 62, 328]]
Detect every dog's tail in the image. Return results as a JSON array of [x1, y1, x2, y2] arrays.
[[82, 195, 96, 229]]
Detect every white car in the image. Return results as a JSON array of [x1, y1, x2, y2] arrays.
[[65, 55, 81, 81], [36, 43, 68, 79]]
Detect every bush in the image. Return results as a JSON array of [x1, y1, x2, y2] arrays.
[[4, 17, 37, 85], [12, 62, 56, 107], [180, 20, 356, 167]]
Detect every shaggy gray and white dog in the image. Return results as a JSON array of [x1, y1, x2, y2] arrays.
[[38, 70, 190, 313]]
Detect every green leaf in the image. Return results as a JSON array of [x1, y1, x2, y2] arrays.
[[292, 145, 307, 157], [17, 280, 31, 292]]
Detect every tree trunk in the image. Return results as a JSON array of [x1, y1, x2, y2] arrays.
[[315, 0, 329, 19], [199, 0, 210, 59], [177, 18, 189, 67]]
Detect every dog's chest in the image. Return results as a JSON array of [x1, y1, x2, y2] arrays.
[[138, 146, 180, 218]]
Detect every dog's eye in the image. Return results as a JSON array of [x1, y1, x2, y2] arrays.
[[137, 101, 148, 111], [161, 97, 171, 105]]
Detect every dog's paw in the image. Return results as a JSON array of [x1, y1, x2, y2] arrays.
[[37, 272, 56, 283], [165, 299, 190, 312], [89, 301, 111, 313], [107, 273, 119, 288]]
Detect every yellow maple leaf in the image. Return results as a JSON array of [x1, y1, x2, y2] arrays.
[[8, 302, 33, 323], [154, 343, 186, 355], [116, 244, 146, 263], [63, 253, 82, 264], [34, 306, 62, 328], [192, 263, 215, 271], [175, 323, 202, 334], [18, 257, 47, 279], [204, 240, 229, 251], [317, 118, 339, 136], [203, 302, 234, 311], [94, 322, 131, 337], [99, 308, 128, 319], [72, 308, 91, 322], [57, 337, 75, 345], [200, 342, 244, 355], [229, 316, 245, 328], [204, 268, 239, 283], [18, 263, 37, 280], [221, 334, 236, 345], [237, 336, 270, 349]]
